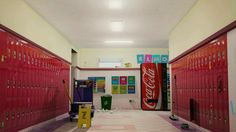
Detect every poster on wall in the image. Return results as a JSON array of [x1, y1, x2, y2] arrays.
[[128, 85, 135, 94], [96, 77, 106, 93], [112, 76, 120, 85], [111, 76, 135, 94], [120, 85, 127, 94], [88, 77, 105, 93], [152, 54, 161, 63], [120, 76, 127, 85], [128, 76, 135, 85], [88, 77, 97, 93], [112, 85, 119, 94], [161, 55, 169, 63], [145, 54, 153, 63], [137, 54, 144, 64]]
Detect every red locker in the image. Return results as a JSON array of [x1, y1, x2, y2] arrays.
[[0, 26, 71, 131], [0, 29, 8, 132], [171, 33, 229, 132]]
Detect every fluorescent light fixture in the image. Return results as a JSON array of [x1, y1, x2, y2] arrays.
[[110, 21, 124, 32], [109, 0, 122, 9], [105, 40, 134, 45]]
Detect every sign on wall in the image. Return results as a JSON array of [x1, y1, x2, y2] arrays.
[[144, 54, 153, 63], [112, 76, 135, 94], [137, 54, 145, 64], [88, 77, 106, 93], [136, 54, 169, 64], [152, 54, 161, 63]]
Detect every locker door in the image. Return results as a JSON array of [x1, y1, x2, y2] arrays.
[[216, 38, 224, 132], [207, 44, 213, 130], [202, 46, 209, 128], [25, 45, 31, 126], [196, 51, 200, 125], [186, 55, 191, 120], [171, 65, 176, 114], [0, 29, 8, 131], [14, 39, 20, 130], [221, 35, 229, 132], [5, 34, 15, 131], [212, 40, 219, 132], [199, 49, 203, 127]]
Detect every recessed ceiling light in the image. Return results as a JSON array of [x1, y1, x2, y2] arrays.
[[109, 0, 122, 9], [105, 40, 134, 45], [110, 21, 124, 32]]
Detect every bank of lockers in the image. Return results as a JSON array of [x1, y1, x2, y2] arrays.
[[171, 34, 229, 132], [0, 27, 70, 132]]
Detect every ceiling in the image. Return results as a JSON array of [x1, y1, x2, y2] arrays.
[[25, 0, 196, 48]]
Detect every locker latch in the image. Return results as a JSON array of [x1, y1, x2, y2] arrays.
[[12, 112, 15, 119], [1, 55, 4, 62], [217, 75, 223, 93], [6, 112, 9, 120], [1, 121, 4, 129]]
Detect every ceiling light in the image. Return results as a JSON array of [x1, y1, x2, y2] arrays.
[[109, 0, 122, 9], [110, 21, 124, 32], [105, 40, 134, 45]]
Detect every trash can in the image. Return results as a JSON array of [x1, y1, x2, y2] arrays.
[[101, 95, 112, 110]]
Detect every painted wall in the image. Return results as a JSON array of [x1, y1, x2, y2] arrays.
[[79, 48, 168, 68], [169, 0, 236, 60], [79, 70, 141, 110], [0, 0, 78, 62], [227, 28, 236, 132]]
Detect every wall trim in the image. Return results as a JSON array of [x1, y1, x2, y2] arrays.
[[76, 66, 140, 71], [0, 24, 71, 65], [169, 20, 236, 64]]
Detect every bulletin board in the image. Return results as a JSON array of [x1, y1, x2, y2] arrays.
[[88, 77, 106, 93], [112, 76, 135, 94]]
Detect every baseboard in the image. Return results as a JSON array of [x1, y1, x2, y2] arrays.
[[175, 115, 210, 132]]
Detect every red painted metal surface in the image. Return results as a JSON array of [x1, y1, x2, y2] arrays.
[[141, 63, 160, 110], [171, 34, 229, 132], [0, 27, 70, 131]]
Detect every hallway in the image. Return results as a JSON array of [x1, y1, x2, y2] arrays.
[[31, 111, 202, 132]]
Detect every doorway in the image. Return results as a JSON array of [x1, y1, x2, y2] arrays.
[[71, 49, 78, 102]]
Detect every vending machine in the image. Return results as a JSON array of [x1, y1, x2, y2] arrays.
[[141, 63, 168, 111]]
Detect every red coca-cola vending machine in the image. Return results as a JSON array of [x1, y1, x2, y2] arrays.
[[141, 63, 168, 111]]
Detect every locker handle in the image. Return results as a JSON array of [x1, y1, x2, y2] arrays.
[[1, 122, 4, 129], [217, 75, 223, 93]]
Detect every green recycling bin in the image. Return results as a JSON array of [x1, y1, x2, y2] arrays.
[[101, 95, 112, 110]]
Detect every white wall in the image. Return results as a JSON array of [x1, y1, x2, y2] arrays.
[[0, 0, 78, 62], [79, 70, 141, 110], [169, 0, 236, 60], [79, 48, 168, 68], [227, 28, 236, 132]]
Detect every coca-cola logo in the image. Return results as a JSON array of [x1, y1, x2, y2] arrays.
[[142, 66, 157, 109]]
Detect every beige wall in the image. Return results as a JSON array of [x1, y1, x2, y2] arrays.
[[79, 48, 169, 68], [169, 0, 236, 60], [0, 0, 78, 62]]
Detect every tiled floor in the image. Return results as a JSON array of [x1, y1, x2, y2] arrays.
[[48, 110, 201, 132], [87, 110, 178, 132]]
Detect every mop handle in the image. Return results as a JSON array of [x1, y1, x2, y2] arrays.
[[62, 80, 73, 104]]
